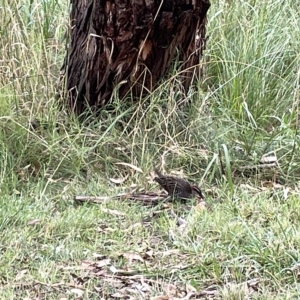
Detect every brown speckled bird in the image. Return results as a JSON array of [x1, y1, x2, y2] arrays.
[[154, 169, 204, 200]]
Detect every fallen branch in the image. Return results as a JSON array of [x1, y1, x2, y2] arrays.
[[74, 192, 168, 205]]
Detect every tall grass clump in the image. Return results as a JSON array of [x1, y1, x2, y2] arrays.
[[206, 0, 300, 181], [0, 0, 299, 191], [0, 0, 70, 193], [0, 0, 299, 194]]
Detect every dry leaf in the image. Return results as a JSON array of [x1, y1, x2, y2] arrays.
[[129, 183, 138, 188], [81, 260, 97, 271], [102, 277, 124, 287], [110, 265, 119, 274], [145, 249, 154, 258], [15, 269, 27, 281], [96, 258, 111, 268], [150, 296, 170, 300], [92, 253, 105, 259], [123, 252, 144, 263], [170, 263, 192, 273], [260, 154, 277, 164], [283, 187, 289, 200], [165, 283, 178, 297], [27, 219, 41, 225], [132, 279, 151, 292], [125, 222, 142, 232], [240, 184, 260, 191], [114, 162, 143, 173], [177, 217, 187, 227], [70, 288, 84, 297], [199, 285, 219, 297], [161, 249, 180, 257], [102, 208, 126, 216], [273, 182, 284, 188], [109, 175, 128, 184], [111, 291, 126, 298], [109, 266, 137, 275], [184, 291, 198, 299], [141, 40, 152, 60]]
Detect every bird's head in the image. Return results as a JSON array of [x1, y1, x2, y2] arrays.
[[191, 185, 204, 199]]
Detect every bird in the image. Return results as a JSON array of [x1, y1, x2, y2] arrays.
[[154, 169, 204, 200]]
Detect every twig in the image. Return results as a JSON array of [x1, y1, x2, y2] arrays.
[[74, 195, 115, 203], [74, 192, 168, 205]]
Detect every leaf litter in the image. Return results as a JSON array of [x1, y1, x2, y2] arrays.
[[51, 247, 223, 299]]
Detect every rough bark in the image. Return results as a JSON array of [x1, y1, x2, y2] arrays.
[[62, 0, 210, 114]]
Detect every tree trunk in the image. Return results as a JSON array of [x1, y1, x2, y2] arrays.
[[62, 0, 210, 114]]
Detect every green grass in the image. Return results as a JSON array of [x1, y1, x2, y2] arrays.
[[1, 0, 300, 298]]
